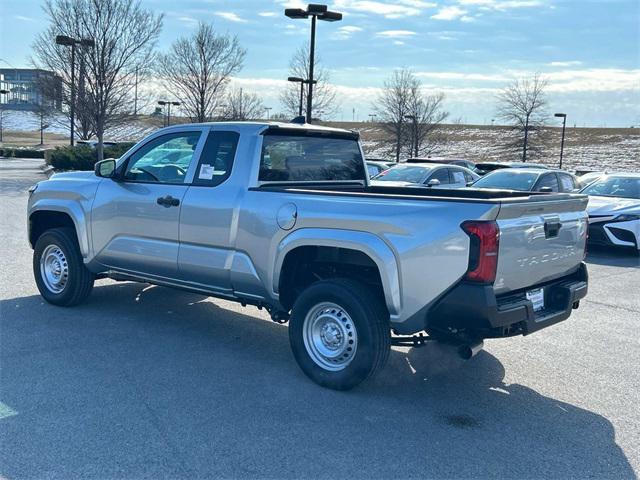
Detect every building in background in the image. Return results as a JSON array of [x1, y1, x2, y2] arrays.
[[0, 68, 62, 111]]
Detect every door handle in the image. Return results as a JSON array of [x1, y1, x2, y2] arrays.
[[156, 195, 180, 208]]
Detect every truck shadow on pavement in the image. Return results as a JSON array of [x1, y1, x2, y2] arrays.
[[586, 246, 639, 268], [1, 282, 635, 479]]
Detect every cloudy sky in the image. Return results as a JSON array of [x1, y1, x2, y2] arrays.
[[1, 0, 638, 126]]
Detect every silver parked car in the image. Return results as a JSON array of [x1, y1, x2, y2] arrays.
[[372, 163, 479, 188], [471, 168, 580, 193]]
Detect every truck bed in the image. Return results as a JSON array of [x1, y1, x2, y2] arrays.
[[255, 182, 578, 203]]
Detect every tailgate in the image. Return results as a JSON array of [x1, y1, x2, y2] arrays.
[[493, 194, 589, 294]]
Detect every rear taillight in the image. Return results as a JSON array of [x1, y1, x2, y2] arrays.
[[461, 221, 500, 284]]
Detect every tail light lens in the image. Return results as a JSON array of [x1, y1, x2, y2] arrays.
[[461, 221, 500, 283]]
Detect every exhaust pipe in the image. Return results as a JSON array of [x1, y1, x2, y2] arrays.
[[458, 340, 484, 360]]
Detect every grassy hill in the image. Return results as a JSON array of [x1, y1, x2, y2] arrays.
[[2, 111, 638, 172]]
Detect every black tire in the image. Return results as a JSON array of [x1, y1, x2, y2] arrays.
[[33, 227, 94, 306], [289, 278, 390, 390]]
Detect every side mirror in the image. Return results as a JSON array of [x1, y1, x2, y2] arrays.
[[95, 158, 117, 179], [426, 178, 441, 187], [539, 186, 553, 193]]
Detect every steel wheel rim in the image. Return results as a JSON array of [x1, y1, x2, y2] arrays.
[[303, 302, 358, 371], [40, 244, 69, 294]]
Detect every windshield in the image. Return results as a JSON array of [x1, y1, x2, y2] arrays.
[[472, 170, 540, 191], [581, 176, 640, 199], [374, 166, 431, 183]]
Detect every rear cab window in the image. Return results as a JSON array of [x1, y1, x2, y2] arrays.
[[259, 129, 365, 183]]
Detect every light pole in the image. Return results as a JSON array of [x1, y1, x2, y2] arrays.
[[158, 101, 167, 127], [285, 4, 342, 124], [405, 114, 418, 157], [0, 88, 8, 143], [55, 35, 94, 146], [554, 113, 567, 169], [265, 107, 272, 120], [287, 76, 317, 118]]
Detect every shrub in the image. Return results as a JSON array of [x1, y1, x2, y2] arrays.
[[45, 142, 136, 170], [0, 148, 45, 159]]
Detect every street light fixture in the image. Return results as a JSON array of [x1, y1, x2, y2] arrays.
[[285, 3, 342, 123], [55, 34, 95, 146], [158, 100, 181, 127], [287, 76, 317, 117], [554, 113, 567, 169], [0, 88, 9, 143]]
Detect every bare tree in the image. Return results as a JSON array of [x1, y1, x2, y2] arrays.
[[33, 0, 163, 161], [406, 86, 449, 157], [222, 87, 265, 121], [496, 73, 549, 161], [280, 43, 337, 119], [373, 68, 448, 162], [372, 69, 411, 162], [157, 23, 246, 124]]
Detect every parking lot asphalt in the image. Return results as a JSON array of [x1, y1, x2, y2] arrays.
[[1, 157, 639, 479]]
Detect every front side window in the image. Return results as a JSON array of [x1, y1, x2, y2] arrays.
[[535, 174, 560, 192], [124, 132, 201, 184], [429, 168, 451, 184], [259, 132, 365, 182]]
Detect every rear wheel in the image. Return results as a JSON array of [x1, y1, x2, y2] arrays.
[[33, 227, 94, 306], [289, 278, 390, 390]]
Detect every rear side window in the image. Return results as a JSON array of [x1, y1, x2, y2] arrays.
[[451, 169, 467, 184], [558, 173, 576, 192], [259, 133, 365, 182], [193, 131, 239, 186]]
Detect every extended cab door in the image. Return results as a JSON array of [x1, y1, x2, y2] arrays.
[[176, 130, 241, 294], [91, 129, 205, 279]]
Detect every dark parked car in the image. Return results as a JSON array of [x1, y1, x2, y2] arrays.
[[475, 162, 549, 175], [471, 168, 580, 193], [406, 157, 476, 172]]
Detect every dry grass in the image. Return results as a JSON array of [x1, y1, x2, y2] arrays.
[[3, 118, 638, 172]]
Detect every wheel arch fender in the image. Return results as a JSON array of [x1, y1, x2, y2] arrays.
[[273, 228, 402, 317], [28, 201, 90, 258]]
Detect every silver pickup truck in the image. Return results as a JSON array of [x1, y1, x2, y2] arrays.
[[28, 122, 589, 389]]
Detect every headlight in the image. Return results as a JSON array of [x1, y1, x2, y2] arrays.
[[615, 214, 640, 222]]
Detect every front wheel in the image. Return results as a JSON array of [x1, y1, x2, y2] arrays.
[[289, 278, 390, 390], [33, 227, 94, 306]]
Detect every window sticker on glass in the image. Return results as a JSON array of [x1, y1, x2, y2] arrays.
[[199, 164, 215, 180]]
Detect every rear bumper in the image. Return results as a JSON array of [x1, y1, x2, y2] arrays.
[[426, 262, 588, 338]]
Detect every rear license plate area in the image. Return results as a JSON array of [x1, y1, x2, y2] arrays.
[[526, 287, 545, 312]]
